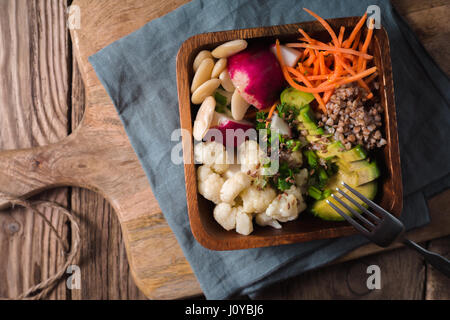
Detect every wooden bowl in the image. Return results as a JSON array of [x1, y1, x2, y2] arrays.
[[176, 17, 402, 251]]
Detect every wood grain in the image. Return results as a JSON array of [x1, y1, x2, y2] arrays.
[[0, 0, 448, 300], [0, 0, 69, 299]]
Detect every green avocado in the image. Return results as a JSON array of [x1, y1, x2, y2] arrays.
[[338, 145, 367, 162], [280, 87, 315, 109], [310, 170, 378, 221]]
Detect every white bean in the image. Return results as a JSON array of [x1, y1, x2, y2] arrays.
[[212, 39, 247, 59], [219, 69, 235, 92], [193, 96, 216, 141], [231, 90, 251, 121], [193, 50, 213, 72], [191, 58, 214, 93], [191, 79, 221, 105], [211, 58, 227, 78]]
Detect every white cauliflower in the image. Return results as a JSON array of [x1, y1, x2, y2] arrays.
[[238, 140, 268, 175], [220, 171, 251, 204], [255, 212, 282, 229], [241, 186, 277, 214], [194, 141, 229, 174], [285, 185, 307, 213], [223, 163, 241, 180], [266, 193, 299, 222], [197, 165, 224, 204], [294, 168, 309, 194], [213, 203, 239, 231], [235, 211, 253, 236]]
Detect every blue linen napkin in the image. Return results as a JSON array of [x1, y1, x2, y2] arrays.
[[89, 0, 450, 299]]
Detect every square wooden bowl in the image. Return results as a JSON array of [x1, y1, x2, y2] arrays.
[[176, 17, 403, 251]]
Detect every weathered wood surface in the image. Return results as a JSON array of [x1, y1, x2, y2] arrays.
[[0, 0, 70, 299], [0, 0, 448, 300]]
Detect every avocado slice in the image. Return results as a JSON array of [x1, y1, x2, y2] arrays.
[[280, 87, 315, 109], [338, 145, 367, 162], [317, 141, 345, 159], [310, 170, 378, 221], [338, 159, 380, 186]]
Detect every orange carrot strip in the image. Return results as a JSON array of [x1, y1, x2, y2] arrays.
[[365, 72, 378, 84], [265, 100, 280, 127], [336, 55, 373, 98], [319, 51, 327, 75], [351, 30, 361, 50], [317, 67, 377, 91], [338, 26, 345, 46], [343, 13, 367, 48], [303, 8, 340, 46], [284, 66, 326, 110], [357, 18, 375, 71], [286, 43, 373, 59], [323, 90, 334, 104]]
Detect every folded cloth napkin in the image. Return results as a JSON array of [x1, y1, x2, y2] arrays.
[[89, 0, 450, 299]]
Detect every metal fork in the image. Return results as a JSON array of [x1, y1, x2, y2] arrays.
[[327, 182, 450, 278]]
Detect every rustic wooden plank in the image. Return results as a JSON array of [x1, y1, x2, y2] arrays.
[[0, 0, 70, 299], [69, 59, 147, 300], [255, 246, 425, 299], [425, 236, 450, 300]]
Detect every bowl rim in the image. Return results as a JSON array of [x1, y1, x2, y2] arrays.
[[176, 17, 403, 251]]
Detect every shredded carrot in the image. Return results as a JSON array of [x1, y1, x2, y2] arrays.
[[357, 18, 375, 72], [338, 26, 345, 46], [286, 43, 373, 59], [276, 10, 377, 113], [343, 13, 367, 48], [265, 100, 280, 128], [303, 8, 340, 46]]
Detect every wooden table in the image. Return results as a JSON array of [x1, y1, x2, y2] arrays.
[[0, 0, 448, 300]]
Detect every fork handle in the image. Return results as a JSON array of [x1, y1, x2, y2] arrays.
[[403, 239, 450, 278]]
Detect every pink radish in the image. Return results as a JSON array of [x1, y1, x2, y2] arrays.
[[228, 45, 286, 110], [269, 44, 302, 68], [204, 113, 255, 147]]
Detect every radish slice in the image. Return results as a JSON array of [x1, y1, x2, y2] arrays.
[[193, 96, 216, 141], [206, 113, 254, 147], [270, 44, 302, 68], [270, 113, 291, 136]]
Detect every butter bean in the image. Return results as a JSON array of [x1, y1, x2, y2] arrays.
[[212, 40, 247, 59], [211, 58, 227, 78], [193, 96, 216, 141], [219, 69, 235, 92], [191, 58, 214, 93], [231, 90, 251, 121], [193, 50, 213, 72], [191, 79, 221, 105]]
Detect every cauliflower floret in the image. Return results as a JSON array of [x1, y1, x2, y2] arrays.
[[266, 193, 299, 222], [220, 171, 251, 204], [236, 211, 253, 235], [288, 150, 303, 166], [213, 203, 239, 231], [223, 163, 241, 180], [238, 140, 268, 175], [241, 186, 276, 214], [285, 185, 307, 214], [255, 212, 282, 229], [194, 141, 229, 174], [197, 165, 224, 204], [294, 168, 309, 194]]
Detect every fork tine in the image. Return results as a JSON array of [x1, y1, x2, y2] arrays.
[[326, 200, 371, 234], [331, 193, 375, 229], [341, 182, 391, 217], [335, 188, 381, 222]]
